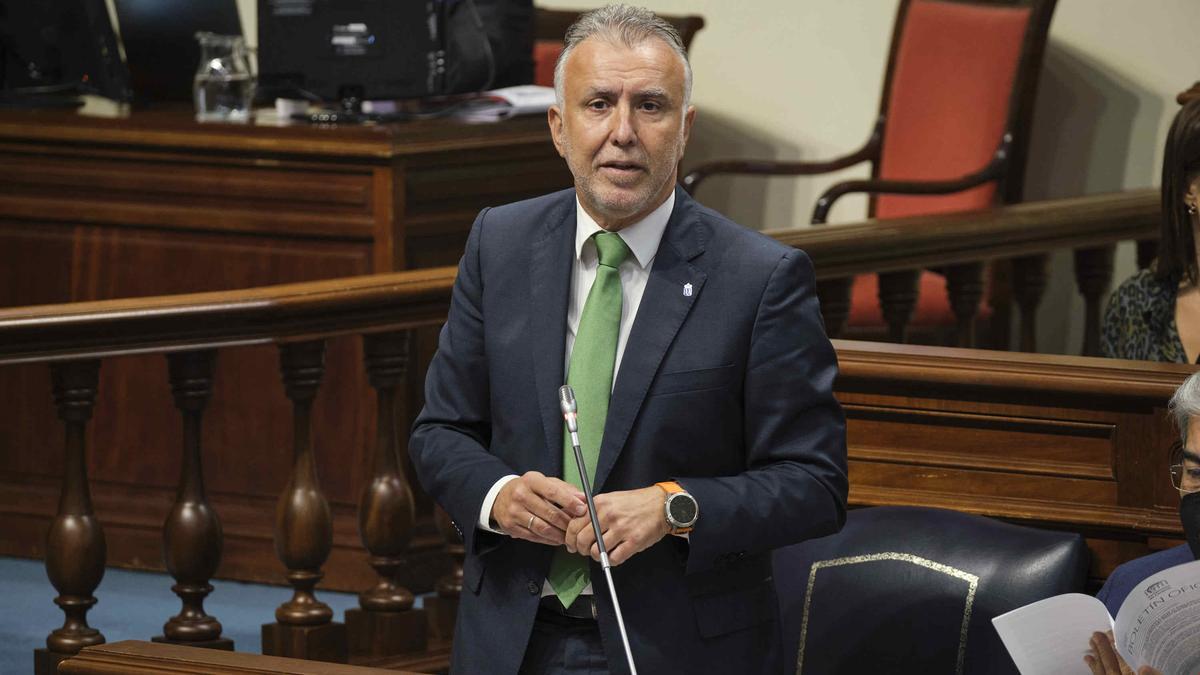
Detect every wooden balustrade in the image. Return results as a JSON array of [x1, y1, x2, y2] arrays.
[[0, 271, 454, 674], [877, 270, 920, 343], [263, 340, 346, 663], [0, 189, 1165, 672], [1010, 254, 1050, 352], [35, 361, 107, 675], [767, 188, 1159, 352], [345, 332, 427, 661], [1074, 245, 1117, 356], [157, 350, 230, 650]]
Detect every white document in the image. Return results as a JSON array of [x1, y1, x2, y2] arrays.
[[992, 593, 1113, 675], [993, 558, 1200, 675], [1113, 560, 1200, 675], [453, 85, 557, 123]]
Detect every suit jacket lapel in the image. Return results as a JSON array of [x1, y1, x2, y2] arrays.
[[530, 202, 575, 478], [593, 190, 708, 493]]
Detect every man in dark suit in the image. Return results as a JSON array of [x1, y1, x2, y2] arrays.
[[409, 5, 847, 674]]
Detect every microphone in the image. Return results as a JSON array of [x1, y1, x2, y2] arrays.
[[559, 385, 579, 434], [558, 385, 638, 675]]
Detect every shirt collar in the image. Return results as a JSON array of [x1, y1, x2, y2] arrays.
[[574, 190, 674, 268]]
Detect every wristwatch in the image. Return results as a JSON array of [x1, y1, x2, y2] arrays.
[[656, 481, 699, 534]]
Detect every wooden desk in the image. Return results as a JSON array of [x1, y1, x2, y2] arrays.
[[0, 107, 569, 272], [0, 109, 572, 592]]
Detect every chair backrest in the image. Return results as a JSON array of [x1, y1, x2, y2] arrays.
[[531, 7, 705, 88], [773, 506, 1088, 675], [873, 0, 1056, 219]]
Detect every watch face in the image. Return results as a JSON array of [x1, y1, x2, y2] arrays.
[[668, 494, 698, 526]]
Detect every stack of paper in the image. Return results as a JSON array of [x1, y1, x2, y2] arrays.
[[452, 85, 557, 123]]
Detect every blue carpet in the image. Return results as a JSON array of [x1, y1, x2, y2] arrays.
[[0, 556, 425, 674]]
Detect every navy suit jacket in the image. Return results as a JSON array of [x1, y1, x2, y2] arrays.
[[410, 187, 848, 674]]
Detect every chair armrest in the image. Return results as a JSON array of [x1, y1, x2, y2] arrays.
[[810, 134, 1011, 224], [681, 117, 884, 195]]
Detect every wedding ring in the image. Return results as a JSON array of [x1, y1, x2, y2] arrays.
[[527, 514, 537, 530]]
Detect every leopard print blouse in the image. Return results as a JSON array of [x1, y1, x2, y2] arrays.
[[1100, 268, 1189, 363]]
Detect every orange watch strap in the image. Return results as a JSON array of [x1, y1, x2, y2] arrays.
[[656, 480, 684, 495]]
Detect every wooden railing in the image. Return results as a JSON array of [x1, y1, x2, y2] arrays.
[[1, 189, 1163, 672], [5, 272, 458, 674], [779, 188, 1158, 353]]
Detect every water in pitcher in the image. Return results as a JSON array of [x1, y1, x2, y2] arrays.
[[194, 73, 254, 122]]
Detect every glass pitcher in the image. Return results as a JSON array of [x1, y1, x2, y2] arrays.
[[193, 32, 254, 123]]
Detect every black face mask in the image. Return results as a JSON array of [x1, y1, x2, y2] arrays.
[[1182, 491, 1200, 559]]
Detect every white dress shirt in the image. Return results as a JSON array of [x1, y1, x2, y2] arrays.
[[475, 192, 675, 596]]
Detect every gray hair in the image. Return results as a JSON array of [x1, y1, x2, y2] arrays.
[[553, 4, 693, 109], [1169, 371, 1200, 444]]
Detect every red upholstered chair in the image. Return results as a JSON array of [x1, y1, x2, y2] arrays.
[[532, 7, 705, 87], [684, 0, 1056, 347]]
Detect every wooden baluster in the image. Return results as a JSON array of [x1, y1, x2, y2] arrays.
[[816, 277, 851, 339], [1010, 254, 1049, 353], [346, 332, 427, 660], [154, 350, 232, 650], [261, 340, 347, 663], [35, 361, 106, 675], [425, 507, 465, 642], [1136, 239, 1158, 270], [1074, 245, 1115, 357], [945, 263, 984, 348], [877, 270, 919, 344]]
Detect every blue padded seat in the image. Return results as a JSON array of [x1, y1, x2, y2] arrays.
[[773, 506, 1088, 675]]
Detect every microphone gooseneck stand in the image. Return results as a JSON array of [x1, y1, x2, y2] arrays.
[[558, 385, 638, 675]]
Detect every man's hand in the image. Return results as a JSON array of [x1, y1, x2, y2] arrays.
[[491, 471, 587, 546], [1084, 630, 1162, 675], [565, 485, 671, 566]]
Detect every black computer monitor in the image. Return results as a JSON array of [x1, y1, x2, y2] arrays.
[[0, 0, 131, 105], [257, 0, 533, 105], [258, 0, 442, 103], [113, 0, 243, 104]]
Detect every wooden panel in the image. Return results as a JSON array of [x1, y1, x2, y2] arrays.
[[846, 403, 1116, 479], [850, 462, 1117, 508], [835, 339, 1192, 586], [403, 144, 572, 219], [401, 144, 572, 269], [0, 150, 378, 239], [4, 153, 373, 212]]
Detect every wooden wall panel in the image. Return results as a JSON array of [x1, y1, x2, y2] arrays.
[[847, 405, 1116, 477], [835, 340, 1192, 585], [2, 152, 376, 217], [403, 145, 572, 219]]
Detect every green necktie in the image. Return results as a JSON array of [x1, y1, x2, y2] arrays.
[[548, 231, 631, 609]]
